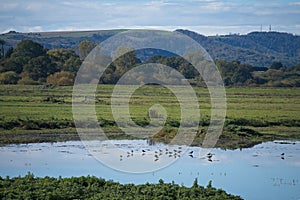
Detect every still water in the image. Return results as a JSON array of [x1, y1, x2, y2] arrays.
[[0, 140, 299, 200]]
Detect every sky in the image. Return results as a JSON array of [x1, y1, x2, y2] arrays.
[[0, 0, 299, 36]]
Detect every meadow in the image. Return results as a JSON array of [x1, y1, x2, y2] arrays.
[[0, 84, 299, 149]]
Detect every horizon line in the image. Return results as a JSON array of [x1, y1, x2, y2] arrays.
[[1, 28, 299, 37]]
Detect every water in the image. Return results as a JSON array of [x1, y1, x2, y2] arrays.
[[0, 140, 299, 200]]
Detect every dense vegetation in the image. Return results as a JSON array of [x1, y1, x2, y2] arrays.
[[0, 39, 299, 87], [216, 60, 300, 87], [0, 40, 82, 85], [0, 173, 242, 200]]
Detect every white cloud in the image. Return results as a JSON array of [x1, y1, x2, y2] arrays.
[[289, 1, 300, 5], [0, 2, 19, 9], [199, 1, 237, 12], [26, 25, 43, 32]]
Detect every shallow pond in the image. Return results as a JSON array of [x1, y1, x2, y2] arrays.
[[0, 140, 299, 200]]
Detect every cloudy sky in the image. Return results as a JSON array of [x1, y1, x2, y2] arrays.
[[0, 0, 299, 35]]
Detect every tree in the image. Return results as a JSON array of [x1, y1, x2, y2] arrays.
[[216, 60, 253, 86], [192, 178, 198, 188], [63, 56, 81, 72], [77, 40, 97, 60], [104, 46, 140, 84], [24, 56, 57, 82], [2, 40, 46, 74], [179, 62, 198, 79], [11, 40, 45, 59], [1, 56, 25, 73], [47, 48, 81, 72], [231, 64, 253, 85]]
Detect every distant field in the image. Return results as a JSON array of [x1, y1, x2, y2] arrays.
[[0, 85, 299, 148]]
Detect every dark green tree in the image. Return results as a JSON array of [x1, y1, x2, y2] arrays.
[[179, 62, 198, 79], [216, 60, 253, 86], [24, 56, 57, 81], [11, 40, 45, 59], [102, 46, 140, 84], [113, 46, 140, 73], [2, 40, 46, 74], [232, 64, 253, 85], [47, 48, 81, 72], [192, 178, 199, 188]]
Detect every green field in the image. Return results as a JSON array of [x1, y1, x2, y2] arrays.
[[0, 85, 299, 148]]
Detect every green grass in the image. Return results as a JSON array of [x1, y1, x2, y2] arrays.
[[0, 85, 299, 148]]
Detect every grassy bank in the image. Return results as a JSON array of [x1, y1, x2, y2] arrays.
[[0, 85, 299, 148]]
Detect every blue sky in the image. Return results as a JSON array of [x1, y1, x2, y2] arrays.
[[0, 0, 299, 35]]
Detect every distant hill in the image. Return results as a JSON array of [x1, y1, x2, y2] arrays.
[[1, 29, 299, 67], [0, 30, 125, 50], [176, 29, 300, 67]]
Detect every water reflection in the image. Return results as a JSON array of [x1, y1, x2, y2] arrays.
[[0, 140, 299, 200]]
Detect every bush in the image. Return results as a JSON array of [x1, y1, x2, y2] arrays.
[[46, 71, 75, 86], [0, 175, 243, 200], [17, 73, 40, 85], [0, 71, 19, 84]]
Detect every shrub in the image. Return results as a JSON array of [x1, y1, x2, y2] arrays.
[[0, 71, 19, 84], [46, 71, 75, 86]]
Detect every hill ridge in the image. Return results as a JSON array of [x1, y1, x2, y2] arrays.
[[1, 29, 300, 66]]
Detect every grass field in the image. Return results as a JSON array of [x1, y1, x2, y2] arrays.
[[0, 85, 299, 148]]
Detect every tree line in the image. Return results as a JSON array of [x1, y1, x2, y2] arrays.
[[0, 39, 299, 87], [0, 39, 82, 85]]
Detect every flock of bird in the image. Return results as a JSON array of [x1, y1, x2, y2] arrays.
[[118, 146, 287, 163], [119, 146, 217, 162]]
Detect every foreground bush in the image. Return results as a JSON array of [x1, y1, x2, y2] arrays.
[[0, 173, 243, 200]]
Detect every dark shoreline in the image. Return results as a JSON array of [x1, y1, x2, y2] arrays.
[[1, 127, 299, 150]]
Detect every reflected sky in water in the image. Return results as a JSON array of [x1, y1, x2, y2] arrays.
[[0, 140, 299, 200]]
